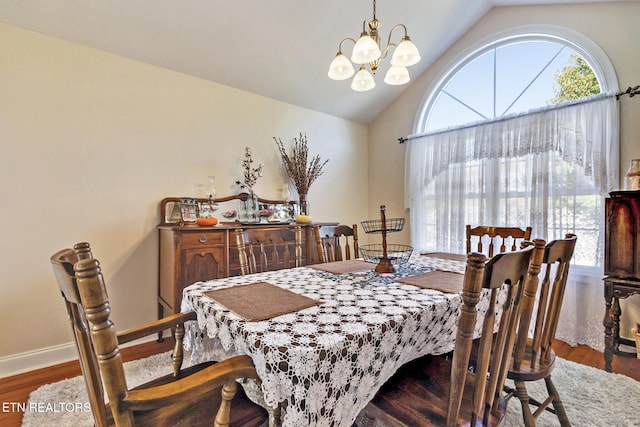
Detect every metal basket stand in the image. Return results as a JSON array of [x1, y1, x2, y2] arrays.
[[361, 205, 403, 273]]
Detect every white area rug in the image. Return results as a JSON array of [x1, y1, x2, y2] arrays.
[[22, 352, 174, 427], [23, 353, 640, 426], [503, 357, 640, 426]]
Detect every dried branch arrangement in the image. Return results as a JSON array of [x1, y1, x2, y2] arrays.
[[274, 133, 329, 195], [235, 147, 263, 193]]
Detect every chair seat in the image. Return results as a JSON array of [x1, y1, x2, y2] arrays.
[[508, 341, 556, 382], [362, 355, 506, 427]]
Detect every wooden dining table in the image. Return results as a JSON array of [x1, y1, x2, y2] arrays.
[[181, 252, 490, 427]]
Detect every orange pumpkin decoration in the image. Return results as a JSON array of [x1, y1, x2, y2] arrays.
[[196, 217, 218, 226]]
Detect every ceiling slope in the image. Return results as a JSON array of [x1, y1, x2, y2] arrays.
[[0, 0, 627, 123]]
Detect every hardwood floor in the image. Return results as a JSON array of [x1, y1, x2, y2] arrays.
[[553, 339, 640, 379], [1, 339, 639, 427]]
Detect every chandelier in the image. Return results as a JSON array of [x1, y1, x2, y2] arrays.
[[327, 0, 421, 92]]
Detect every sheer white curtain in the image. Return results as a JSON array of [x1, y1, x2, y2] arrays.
[[405, 94, 619, 350]]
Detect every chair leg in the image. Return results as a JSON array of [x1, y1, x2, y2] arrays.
[[270, 403, 283, 427], [215, 380, 238, 427], [514, 380, 537, 427], [544, 376, 571, 427]]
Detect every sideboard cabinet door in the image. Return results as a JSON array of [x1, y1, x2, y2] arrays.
[[159, 228, 228, 317], [181, 247, 226, 291]]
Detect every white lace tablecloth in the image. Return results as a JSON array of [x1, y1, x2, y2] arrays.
[[182, 254, 486, 427]]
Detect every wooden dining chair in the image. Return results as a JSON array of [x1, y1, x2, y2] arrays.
[[313, 224, 359, 263], [235, 225, 302, 275], [51, 243, 111, 427], [466, 224, 533, 257], [358, 244, 536, 427], [506, 234, 577, 427], [52, 242, 274, 427]]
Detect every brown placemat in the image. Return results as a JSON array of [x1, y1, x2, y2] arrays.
[[203, 282, 323, 321], [396, 270, 465, 294], [420, 252, 468, 262], [308, 260, 373, 274]]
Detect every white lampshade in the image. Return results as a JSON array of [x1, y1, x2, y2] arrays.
[[351, 34, 381, 64], [351, 66, 376, 91], [384, 65, 410, 85], [328, 53, 355, 80], [390, 37, 421, 67]]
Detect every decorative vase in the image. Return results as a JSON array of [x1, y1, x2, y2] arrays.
[[625, 159, 640, 191], [299, 193, 309, 215], [238, 191, 260, 223]]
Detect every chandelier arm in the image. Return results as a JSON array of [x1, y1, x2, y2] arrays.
[[338, 37, 357, 53], [379, 45, 392, 61], [378, 24, 408, 60], [386, 24, 408, 46]]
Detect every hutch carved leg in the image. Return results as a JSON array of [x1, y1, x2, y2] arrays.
[[603, 278, 615, 372], [603, 277, 640, 372]]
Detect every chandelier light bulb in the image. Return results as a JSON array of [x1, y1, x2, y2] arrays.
[[351, 34, 381, 64], [328, 53, 355, 80], [351, 66, 376, 91], [384, 65, 410, 85], [390, 37, 421, 67]]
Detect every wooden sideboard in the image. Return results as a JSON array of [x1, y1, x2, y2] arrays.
[[158, 196, 336, 322], [604, 190, 640, 371]]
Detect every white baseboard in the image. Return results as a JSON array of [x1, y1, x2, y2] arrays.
[[0, 336, 158, 379], [0, 342, 78, 379]]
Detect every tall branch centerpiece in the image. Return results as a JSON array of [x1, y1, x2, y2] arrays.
[[235, 147, 263, 222], [274, 133, 329, 215]]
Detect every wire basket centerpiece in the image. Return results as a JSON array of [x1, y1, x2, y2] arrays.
[[359, 244, 413, 265], [360, 217, 405, 234], [360, 205, 412, 273]]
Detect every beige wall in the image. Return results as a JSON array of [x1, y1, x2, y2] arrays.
[[0, 23, 368, 374], [369, 2, 640, 335]]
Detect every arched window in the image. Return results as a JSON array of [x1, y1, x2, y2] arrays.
[[426, 41, 596, 132], [409, 26, 618, 266], [414, 25, 618, 133], [406, 26, 619, 350]]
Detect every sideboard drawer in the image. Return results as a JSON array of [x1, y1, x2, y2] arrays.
[[180, 230, 226, 246]]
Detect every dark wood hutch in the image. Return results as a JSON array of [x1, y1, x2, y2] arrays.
[[604, 190, 640, 371], [157, 194, 336, 322]]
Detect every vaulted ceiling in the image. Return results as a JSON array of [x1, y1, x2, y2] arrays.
[[0, 0, 624, 123]]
